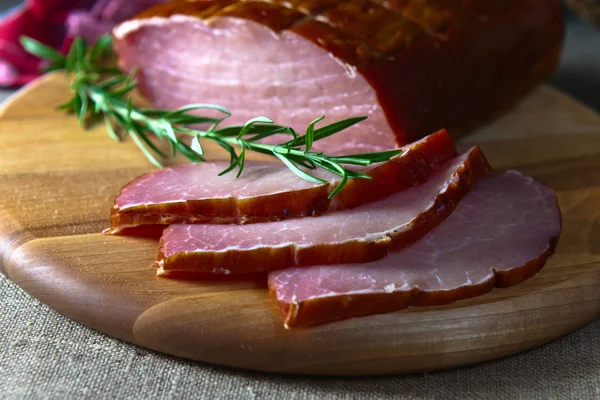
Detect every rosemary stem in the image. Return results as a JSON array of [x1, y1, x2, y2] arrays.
[[87, 87, 145, 124]]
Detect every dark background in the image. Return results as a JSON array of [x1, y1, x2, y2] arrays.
[[552, 10, 600, 111]]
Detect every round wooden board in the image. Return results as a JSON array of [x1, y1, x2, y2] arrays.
[[1, 73, 599, 376]]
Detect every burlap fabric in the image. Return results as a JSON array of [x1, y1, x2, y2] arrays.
[[2, 274, 600, 399], [2, 8, 600, 400]]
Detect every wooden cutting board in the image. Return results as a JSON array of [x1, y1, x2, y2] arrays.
[[1, 73, 599, 376]]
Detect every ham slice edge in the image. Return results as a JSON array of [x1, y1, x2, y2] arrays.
[[268, 171, 562, 328]]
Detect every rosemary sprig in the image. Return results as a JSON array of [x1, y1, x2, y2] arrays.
[[20, 35, 402, 198]]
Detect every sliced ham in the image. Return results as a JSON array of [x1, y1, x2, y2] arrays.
[[268, 171, 562, 328], [113, 0, 562, 154], [110, 129, 456, 233], [155, 147, 490, 275]]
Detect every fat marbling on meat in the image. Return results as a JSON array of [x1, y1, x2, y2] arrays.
[[268, 171, 562, 328], [155, 147, 490, 275]]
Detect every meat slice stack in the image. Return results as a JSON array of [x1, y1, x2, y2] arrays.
[[270, 171, 561, 328], [113, 0, 563, 155], [110, 136, 561, 327], [109, 0, 564, 328], [155, 147, 489, 275]]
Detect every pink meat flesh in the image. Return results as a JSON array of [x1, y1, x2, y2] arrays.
[[268, 171, 561, 327], [157, 148, 484, 274], [116, 160, 322, 209], [114, 16, 395, 155], [112, 130, 456, 232]]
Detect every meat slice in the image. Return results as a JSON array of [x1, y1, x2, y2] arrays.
[[269, 171, 562, 328], [155, 147, 490, 276], [113, 0, 563, 154], [110, 129, 456, 233]]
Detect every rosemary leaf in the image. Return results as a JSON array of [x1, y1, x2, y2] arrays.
[[331, 149, 403, 163], [164, 115, 222, 125], [219, 159, 240, 176], [237, 116, 274, 139], [216, 141, 238, 168], [109, 83, 137, 98], [65, 38, 84, 73], [305, 116, 324, 151], [87, 35, 113, 65], [345, 170, 372, 179], [19, 36, 65, 65], [134, 127, 167, 159], [245, 126, 293, 142], [96, 75, 128, 89], [236, 142, 247, 178], [312, 116, 368, 141], [129, 130, 163, 168], [324, 161, 349, 199], [174, 140, 204, 162], [191, 136, 204, 156], [104, 115, 121, 142], [76, 88, 88, 126], [165, 103, 231, 117], [273, 152, 328, 185], [215, 124, 280, 138]]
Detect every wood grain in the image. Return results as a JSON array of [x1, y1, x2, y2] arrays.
[[1, 73, 599, 376]]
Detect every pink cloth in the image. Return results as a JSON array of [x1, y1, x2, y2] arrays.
[[0, 0, 165, 87]]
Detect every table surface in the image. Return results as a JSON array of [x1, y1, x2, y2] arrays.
[[1, 7, 599, 400]]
